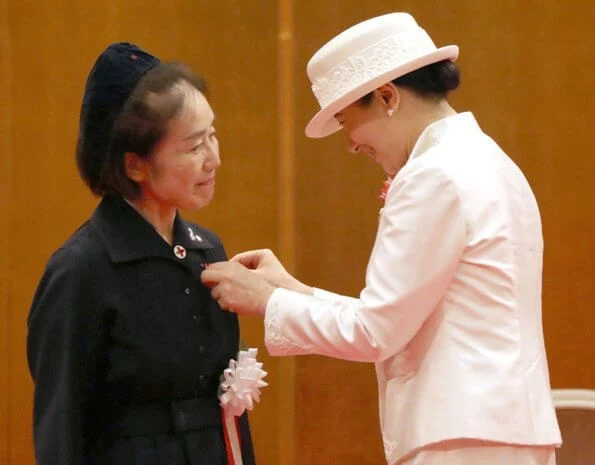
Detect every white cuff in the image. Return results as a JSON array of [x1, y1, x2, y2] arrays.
[[264, 288, 316, 356]]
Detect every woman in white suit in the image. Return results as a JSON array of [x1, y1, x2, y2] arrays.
[[202, 12, 562, 465]]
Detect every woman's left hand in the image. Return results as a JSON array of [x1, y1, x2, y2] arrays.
[[201, 262, 276, 317]]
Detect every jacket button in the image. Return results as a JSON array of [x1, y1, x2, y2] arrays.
[[199, 374, 207, 387], [192, 315, 200, 323], [199, 345, 206, 354], [184, 288, 191, 295]]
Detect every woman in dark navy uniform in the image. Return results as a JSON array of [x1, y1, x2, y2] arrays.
[[27, 42, 255, 465]]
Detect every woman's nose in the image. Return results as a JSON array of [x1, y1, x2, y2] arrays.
[[204, 144, 221, 171]]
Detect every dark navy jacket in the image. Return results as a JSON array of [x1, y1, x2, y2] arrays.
[[27, 195, 255, 465]]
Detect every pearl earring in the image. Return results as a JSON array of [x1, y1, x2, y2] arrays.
[[387, 108, 394, 117]]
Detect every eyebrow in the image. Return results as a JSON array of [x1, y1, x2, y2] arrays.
[[182, 114, 217, 141], [183, 129, 206, 141]]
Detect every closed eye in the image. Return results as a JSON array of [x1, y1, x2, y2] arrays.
[[189, 130, 216, 153]]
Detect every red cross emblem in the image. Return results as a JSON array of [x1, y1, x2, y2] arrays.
[[173, 245, 187, 259]]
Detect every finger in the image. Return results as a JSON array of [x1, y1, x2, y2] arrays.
[[207, 283, 218, 300], [215, 293, 235, 313], [203, 261, 230, 270], [211, 282, 232, 306], [201, 268, 225, 287], [231, 250, 267, 268], [230, 251, 257, 266]]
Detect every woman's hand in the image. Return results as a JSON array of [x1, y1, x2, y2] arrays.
[[231, 249, 313, 295], [201, 262, 276, 317]]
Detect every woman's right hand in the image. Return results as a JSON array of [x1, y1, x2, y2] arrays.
[[231, 249, 313, 295]]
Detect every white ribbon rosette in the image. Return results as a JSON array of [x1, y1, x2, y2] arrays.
[[219, 348, 268, 465]]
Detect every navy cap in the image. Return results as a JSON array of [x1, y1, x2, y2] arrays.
[[82, 42, 160, 107]]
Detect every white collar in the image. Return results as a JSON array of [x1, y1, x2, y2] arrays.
[[408, 112, 480, 162]]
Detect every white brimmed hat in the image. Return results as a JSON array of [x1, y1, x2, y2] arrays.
[[305, 13, 459, 138]]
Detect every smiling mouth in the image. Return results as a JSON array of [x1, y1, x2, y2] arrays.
[[198, 178, 215, 187]]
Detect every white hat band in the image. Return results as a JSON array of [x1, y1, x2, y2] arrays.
[[311, 28, 436, 109]]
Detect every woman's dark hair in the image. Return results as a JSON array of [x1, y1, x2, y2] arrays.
[[76, 63, 207, 198], [359, 59, 460, 105]]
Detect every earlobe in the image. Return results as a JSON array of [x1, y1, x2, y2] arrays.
[[124, 152, 146, 182]]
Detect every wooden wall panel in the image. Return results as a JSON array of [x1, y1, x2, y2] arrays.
[[1, 0, 12, 461], [3, 1, 595, 465], [276, 1, 297, 464]]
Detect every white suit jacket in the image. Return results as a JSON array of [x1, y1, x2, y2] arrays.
[[263, 112, 562, 464]]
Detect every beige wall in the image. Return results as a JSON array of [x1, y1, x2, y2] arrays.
[[1, 1, 594, 464]]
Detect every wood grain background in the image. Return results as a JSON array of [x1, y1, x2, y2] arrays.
[[1, 1, 593, 463]]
